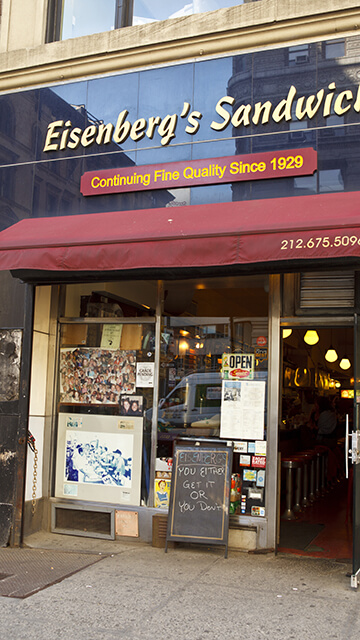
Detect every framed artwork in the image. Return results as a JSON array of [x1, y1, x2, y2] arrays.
[[55, 413, 143, 505]]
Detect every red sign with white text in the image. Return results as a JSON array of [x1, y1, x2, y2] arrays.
[[81, 148, 317, 196], [252, 456, 267, 469]]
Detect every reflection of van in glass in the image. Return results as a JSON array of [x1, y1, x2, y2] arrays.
[[158, 372, 222, 430], [154, 369, 268, 433]]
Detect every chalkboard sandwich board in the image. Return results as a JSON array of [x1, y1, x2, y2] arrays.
[[165, 438, 233, 557]]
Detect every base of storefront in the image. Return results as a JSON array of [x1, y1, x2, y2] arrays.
[[23, 499, 266, 552]]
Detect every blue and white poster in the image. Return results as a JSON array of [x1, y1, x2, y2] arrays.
[[55, 413, 143, 505], [65, 430, 133, 487]]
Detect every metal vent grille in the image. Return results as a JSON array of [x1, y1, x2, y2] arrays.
[[299, 272, 354, 309], [152, 514, 168, 548], [51, 503, 115, 539]]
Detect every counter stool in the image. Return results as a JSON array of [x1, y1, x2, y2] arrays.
[[303, 450, 316, 503], [315, 445, 329, 496], [297, 450, 315, 508], [281, 456, 304, 520]]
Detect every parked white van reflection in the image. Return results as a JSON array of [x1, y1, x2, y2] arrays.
[[157, 371, 222, 431], [153, 369, 267, 433]]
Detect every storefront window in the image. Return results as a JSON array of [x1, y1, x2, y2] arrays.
[[155, 275, 269, 517], [63, 281, 158, 318], [55, 319, 155, 505], [54, 281, 157, 508]]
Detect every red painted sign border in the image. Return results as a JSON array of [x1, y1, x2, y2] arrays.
[[81, 148, 317, 196]]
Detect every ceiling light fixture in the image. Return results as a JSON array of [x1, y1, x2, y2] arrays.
[[325, 346, 338, 363], [339, 356, 351, 370], [304, 330, 319, 345]]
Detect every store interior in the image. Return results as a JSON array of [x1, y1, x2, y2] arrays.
[[279, 326, 354, 559]]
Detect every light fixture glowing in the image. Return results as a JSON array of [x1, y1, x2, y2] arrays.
[[282, 328, 292, 339], [179, 339, 189, 352], [339, 356, 351, 370], [304, 330, 319, 345], [335, 381, 341, 388], [180, 329, 189, 336], [325, 346, 338, 363]]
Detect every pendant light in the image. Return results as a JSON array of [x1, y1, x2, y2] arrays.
[[339, 331, 351, 370], [325, 345, 338, 363], [304, 330, 319, 345], [282, 328, 292, 339], [325, 328, 338, 363], [339, 357, 351, 370]]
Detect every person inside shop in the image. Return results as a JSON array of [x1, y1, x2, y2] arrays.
[[315, 396, 337, 446], [310, 395, 340, 484], [120, 397, 132, 415], [130, 400, 142, 416]]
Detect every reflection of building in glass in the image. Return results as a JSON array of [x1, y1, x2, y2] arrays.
[[227, 36, 360, 202], [0, 87, 173, 234]]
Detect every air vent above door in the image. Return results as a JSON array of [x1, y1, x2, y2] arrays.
[[299, 271, 354, 311]]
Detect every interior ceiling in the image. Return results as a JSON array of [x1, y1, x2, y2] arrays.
[[283, 327, 354, 380]]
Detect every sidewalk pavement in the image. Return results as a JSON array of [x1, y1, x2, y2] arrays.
[[0, 532, 359, 640]]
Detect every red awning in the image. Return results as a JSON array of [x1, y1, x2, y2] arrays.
[[0, 191, 360, 274]]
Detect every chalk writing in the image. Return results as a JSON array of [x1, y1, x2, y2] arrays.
[[166, 443, 232, 551]]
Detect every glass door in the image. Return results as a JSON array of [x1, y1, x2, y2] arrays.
[[351, 314, 360, 586]]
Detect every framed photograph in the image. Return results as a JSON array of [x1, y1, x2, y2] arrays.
[[120, 395, 143, 417], [55, 413, 143, 505]]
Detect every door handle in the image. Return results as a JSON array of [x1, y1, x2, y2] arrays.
[[346, 414, 349, 479]]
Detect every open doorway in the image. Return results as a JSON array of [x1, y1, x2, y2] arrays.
[[278, 326, 353, 560]]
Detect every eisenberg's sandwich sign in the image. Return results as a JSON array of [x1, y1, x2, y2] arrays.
[[43, 82, 358, 152]]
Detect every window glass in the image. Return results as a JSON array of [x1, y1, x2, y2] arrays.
[[288, 45, 310, 66], [63, 281, 158, 318], [0, 92, 39, 165], [0, 165, 34, 229], [319, 168, 344, 193], [133, 1, 243, 25], [156, 275, 269, 453], [57, 320, 155, 505], [193, 56, 238, 145], [59, 321, 155, 410], [155, 275, 268, 517], [325, 39, 345, 59], [61, 0, 116, 40], [86, 74, 140, 154], [137, 64, 194, 148]]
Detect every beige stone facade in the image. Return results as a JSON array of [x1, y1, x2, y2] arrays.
[[0, 1, 360, 90]]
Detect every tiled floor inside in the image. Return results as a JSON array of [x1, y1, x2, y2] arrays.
[[278, 476, 352, 560]]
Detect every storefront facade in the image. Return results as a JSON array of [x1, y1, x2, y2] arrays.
[[1, 1, 360, 579]]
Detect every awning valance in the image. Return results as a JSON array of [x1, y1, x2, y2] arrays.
[[0, 191, 360, 276]]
